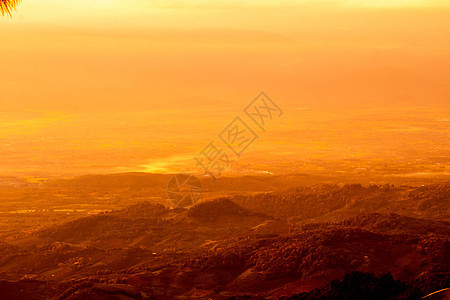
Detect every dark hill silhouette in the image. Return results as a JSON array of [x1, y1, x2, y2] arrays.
[[37, 199, 276, 250], [232, 183, 450, 222], [187, 198, 268, 219], [43, 172, 341, 193], [338, 213, 450, 236], [300, 213, 450, 237], [284, 272, 421, 300]]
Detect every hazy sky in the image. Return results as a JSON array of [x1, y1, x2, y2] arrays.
[[1, 0, 449, 176], [2, 0, 450, 29], [2, 0, 449, 112]]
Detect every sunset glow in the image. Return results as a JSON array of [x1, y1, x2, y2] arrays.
[[0, 1, 449, 298], [2, 0, 449, 176]]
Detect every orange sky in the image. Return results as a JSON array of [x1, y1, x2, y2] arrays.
[[2, 0, 450, 30], [1, 0, 449, 176]]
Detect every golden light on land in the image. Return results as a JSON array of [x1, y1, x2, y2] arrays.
[[0, 0, 21, 16]]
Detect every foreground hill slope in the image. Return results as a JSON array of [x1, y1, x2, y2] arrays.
[[0, 182, 448, 299]]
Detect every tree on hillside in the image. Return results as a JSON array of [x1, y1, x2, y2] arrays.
[[1, 0, 21, 17]]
